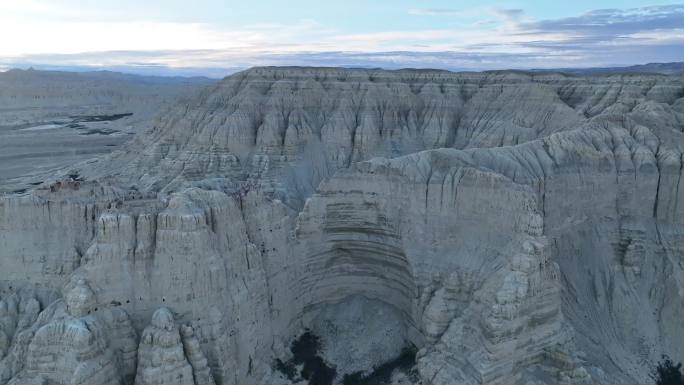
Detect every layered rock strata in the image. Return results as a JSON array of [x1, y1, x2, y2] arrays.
[[1, 67, 683, 385], [135, 308, 215, 385], [1, 279, 137, 385]]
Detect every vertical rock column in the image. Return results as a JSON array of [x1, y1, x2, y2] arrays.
[[180, 326, 216, 385], [135, 308, 215, 385]]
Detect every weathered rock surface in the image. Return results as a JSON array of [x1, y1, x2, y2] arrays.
[[1, 279, 137, 385], [135, 307, 214, 385], [1, 67, 684, 385]]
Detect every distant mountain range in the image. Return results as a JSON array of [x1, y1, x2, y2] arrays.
[[3, 61, 684, 79], [535, 62, 684, 75], [1, 67, 217, 84]]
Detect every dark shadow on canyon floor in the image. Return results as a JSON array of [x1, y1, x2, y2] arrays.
[[275, 331, 337, 385], [653, 356, 684, 385], [275, 330, 419, 385]]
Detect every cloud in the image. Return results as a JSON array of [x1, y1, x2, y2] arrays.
[[492, 8, 525, 21], [0, 48, 612, 78], [409, 7, 525, 21], [0, 0, 114, 21], [0, 18, 330, 57], [520, 5, 684, 37], [1, 4, 683, 76], [501, 5, 684, 61]]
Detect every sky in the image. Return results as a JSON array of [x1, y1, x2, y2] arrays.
[[1, 0, 684, 77]]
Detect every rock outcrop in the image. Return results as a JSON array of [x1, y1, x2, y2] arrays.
[[136, 308, 214, 385], [180, 325, 216, 385], [1, 279, 137, 385], [1, 67, 684, 385]]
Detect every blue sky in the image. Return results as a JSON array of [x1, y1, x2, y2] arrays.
[[1, 0, 683, 77]]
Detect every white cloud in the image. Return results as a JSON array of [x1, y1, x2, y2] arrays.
[[0, 18, 334, 57], [1, 0, 59, 13], [0, 0, 101, 20], [0, 3, 683, 75]]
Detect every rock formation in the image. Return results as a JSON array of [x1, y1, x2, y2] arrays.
[[180, 325, 217, 385], [1, 67, 684, 385], [1, 279, 137, 385], [136, 307, 214, 385]]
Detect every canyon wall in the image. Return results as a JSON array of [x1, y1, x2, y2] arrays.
[[1, 67, 684, 385]]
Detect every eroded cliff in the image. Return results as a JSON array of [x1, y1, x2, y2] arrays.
[[1, 67, 684, 385]]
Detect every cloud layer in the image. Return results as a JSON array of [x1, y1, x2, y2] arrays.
[[1, 3, 683, 77]]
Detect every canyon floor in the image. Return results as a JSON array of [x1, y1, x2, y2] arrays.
[[0, 69, 214, 193]]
